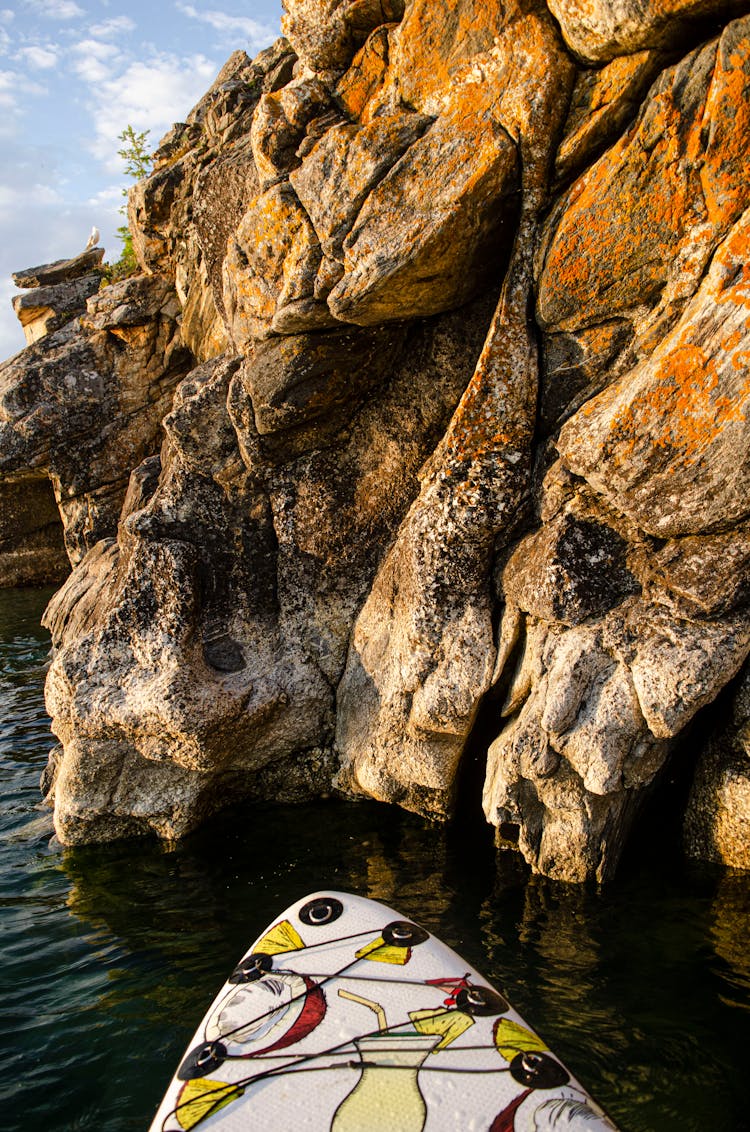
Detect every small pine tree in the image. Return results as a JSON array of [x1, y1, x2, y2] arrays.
[[105, 126, 152, 281]]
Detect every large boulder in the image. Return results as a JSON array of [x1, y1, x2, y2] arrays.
[[547, 0, 745, 62]]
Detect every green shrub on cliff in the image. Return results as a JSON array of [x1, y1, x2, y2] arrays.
[[103, 126, 152, 283]]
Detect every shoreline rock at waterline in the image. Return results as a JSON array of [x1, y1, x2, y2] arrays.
[[4, 0, 750, 880]]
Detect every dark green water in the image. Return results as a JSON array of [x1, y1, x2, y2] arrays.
[[2, 588, 750, 1132]]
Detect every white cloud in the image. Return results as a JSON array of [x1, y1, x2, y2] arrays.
[[175, 3, 276, 50], [89, 16, 136, 39], [18, 44, 59, 69], [24, 0, 83, 19], [0, 68, 47, 136], [71, 37, 121, 83], [0, 9, 14, 20]]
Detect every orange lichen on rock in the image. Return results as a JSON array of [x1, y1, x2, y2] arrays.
[[395, 0, 511, 114], [537, 17, 750, 333], [223, 184, 323, 345], [558, 207, 750, 537], [334, 25, 393, 123], [555, 49, 665, 182], [547, 0, 742, 63], [700, 29, 750, 227], [608, 342, 747, 464]]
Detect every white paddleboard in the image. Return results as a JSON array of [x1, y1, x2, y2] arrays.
[[150, 891, 617, 1131]]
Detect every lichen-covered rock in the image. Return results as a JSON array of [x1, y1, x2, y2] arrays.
[[129, 41, 297, 362], [326, 102, 519, 324], [537, 18, 750, 340], [281, 0, 405, 76], [3, 0, 748, 881], [554, 49, 666, 183], [556, 208, 750, 538], [336, 290, 537, 816], [327, 2, 572, 325], [547, 0, 744, 63], [335, 1, 574, 814]]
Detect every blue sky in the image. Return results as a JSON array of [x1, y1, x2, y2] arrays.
[[0, 0, 283, 359]]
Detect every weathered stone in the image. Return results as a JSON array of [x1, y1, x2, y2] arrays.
[[484, 577, 750, 880], [0, 274, 191, 564], [684, 663, 750, 868], [128, 50, 264, 276], [289, 110, 429, 261], [395, 0, 521, 116], [327, 104, 518, 324], [625, 605, 750, 739], [484, 610, 662, 881], [2, 5, 746, 888], [242, 323, 407, 434], [224, 183, 333, 344], [281, 0, 405, 75], [557, 208, 750, 538], [502, 497, 638, 626], [12, 247, 105, 289], [539, 321, 634, 436], [538, 20, 750, 337], [334, 24, 393, 121], [250, 76, 331, 190], [127, 42, 297, 364], [547, 0, 744, 63], [41, 290, 499, 843], [554, 50, 667, 183], [645, 526, 750, 619], [336, 216, 543, 816], [328, 3, 573, 325], [13, 273, 102, 345]]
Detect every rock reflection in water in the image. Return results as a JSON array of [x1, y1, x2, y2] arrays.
[[711, 872, 750, 1013]]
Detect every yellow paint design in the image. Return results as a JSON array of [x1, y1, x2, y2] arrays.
[[409, 1007, 474, 1050], [176, 1079, 244, 1130], [494, 1018, 548, 1062], [254, 919, 305, 955], [355, 936, 410, 965]]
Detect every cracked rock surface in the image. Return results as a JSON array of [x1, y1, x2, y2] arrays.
[[4, 0, 750, 879]]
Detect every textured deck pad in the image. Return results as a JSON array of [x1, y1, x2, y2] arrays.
[[150, 891, 617, 1131]]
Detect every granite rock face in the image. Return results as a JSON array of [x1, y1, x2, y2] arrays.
[[4, 0, 750, 879], [1, 271, 191, 568]]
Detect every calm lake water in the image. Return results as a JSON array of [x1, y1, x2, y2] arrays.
[[2, 587, 749, 1132]]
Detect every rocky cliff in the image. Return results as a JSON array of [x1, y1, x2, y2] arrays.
[[3, 0, 750, 881]]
